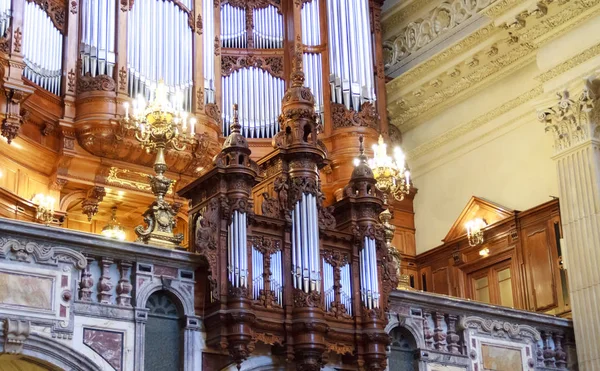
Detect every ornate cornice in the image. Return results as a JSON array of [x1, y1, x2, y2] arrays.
[[385, 0, 600, 132], [536, 42, 600, 83], [407, 86, 543, 160]]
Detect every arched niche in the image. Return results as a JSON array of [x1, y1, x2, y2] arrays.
[[0, 357, 59, 371], [387, 326, 418, 371], [144, 290, 185, 371]]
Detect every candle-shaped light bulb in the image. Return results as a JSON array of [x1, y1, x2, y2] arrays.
[[405, 170, 410, 185], [123, 101, 129, 119], [181, 112, 188, 131], [190, 118, 196, 136]]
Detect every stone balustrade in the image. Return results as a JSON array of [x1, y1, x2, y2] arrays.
[[387, 290, 577, 371]]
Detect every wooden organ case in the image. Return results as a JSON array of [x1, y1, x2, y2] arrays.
[[179, 73, 398, 370]]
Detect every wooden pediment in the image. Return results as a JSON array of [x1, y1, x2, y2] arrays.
[[443, 196, 515, 243]]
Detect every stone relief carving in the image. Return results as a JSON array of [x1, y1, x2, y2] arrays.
[[459, 316, 541, 341], [538, 79, 599, 154], [0, 238, 87, 269], [3, 319, 30, 354], [383, 0, 499, 70]]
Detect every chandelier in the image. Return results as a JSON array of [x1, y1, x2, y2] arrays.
[[367, 135, 411, 201], [31, 193, 55, 226], [465, 218, 486, 247], [119, 81, 197, 248], [102, 206, 126, 241]]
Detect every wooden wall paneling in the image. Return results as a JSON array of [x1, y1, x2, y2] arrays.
[[419, 266, 432, 292], [432, 267, 450, 295], [522, 224, 558, 312]]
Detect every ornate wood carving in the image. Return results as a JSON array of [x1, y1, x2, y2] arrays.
[[26, 0, 66, 34], [322, 250, 350, 319], [226, 0, 281, 10], [194, 197, 220, 301], [253, 236, 281, 308], [206, 103, 222, 124], [331, 102, 379, 129], [77, 73, 116, 93], [196, 88, 204, 111], [81, 186, 106, 221], [67, 69, 75, 92], [118, 67, 127, 92], [12, 28, 21, 53], [221, 55, 284, 79], [293, 288, 322, 309], [0, 27, 11, 54]]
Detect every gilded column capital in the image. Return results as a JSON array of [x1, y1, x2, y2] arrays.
[[537, 78, 600, 155]]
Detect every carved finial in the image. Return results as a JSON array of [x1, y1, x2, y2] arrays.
[[359, 135, 365, 156], [231, 103, 241, 134], [291, 71, 305, 88]]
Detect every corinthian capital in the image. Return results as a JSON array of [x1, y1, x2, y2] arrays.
[[537, 79, 600, 154]]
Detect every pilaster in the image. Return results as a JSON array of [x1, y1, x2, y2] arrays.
[[538, 77, 600, 370]]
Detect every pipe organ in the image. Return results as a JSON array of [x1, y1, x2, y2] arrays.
[[219, 2, 284, 138], [228, 210, 248, 288], [221, 67, 284, 138], [22, 2, 63, 95], [203, 0, 215, 104], [252, 243, 283, 306], [79, 0, 116, 77], [361, 236, 380, 309], [0, 0, 10, 39], [291, 193, 320, 293], [326, 0, 375, 110], [127, 0, 193, 109]]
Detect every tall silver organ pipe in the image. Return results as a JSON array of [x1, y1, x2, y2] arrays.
[[291, 193, 321, 293], [252, 246, 283, 306], [220, 4, 246, 49], [301, 0, 320, 46], [23, 2, 63, 95], [0, 0, 10, 38], [80, 0, 116, 77], [302, 53, 323, 121], [221, 67, 284, 138], [203, 0, 215, 104], [127, 0, 193, 110], [326, 0, 375, 110], [360, 237, 380, 310], [253, 5, 283, 49], [323, 260, 334, 311], [340, 264, 352, 315], [228, 211, 248, 288]]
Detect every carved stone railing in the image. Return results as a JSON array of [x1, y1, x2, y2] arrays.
[[387, 290, 577, 371], [0, 217, 203, 370]]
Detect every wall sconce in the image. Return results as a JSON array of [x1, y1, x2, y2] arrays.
[[102, 206, 126, 241], [479, 247, 490, 257], [31, 193, 56, 226], [465, 218, 486, 247]]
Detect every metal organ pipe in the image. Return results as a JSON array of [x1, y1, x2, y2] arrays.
[[253, 5, 283, 49], [80, 0, 116, 77], [23, 2, 63, 95], [228, 211, 248, 288], [220, 4, 246, 49], [326, 0, 375, 111], [202, 0, 215, 104], [222, 67, 284, 138], [127, 0, 192, 110], [360, 237, 379, 310], [340, 264, 352, 315], [0, 0, 10, 38], [291, 194, 321, 294]]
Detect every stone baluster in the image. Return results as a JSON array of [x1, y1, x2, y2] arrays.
[[423, 311, 434, 349], [78, 257, 94, 301], [553, 332, 567, 369], [543, 331, 556, 367], [433, 312, 446, 350], [97, 257, 113, 304], [116, 261, 133, 306], [446, 314, 461, 354]]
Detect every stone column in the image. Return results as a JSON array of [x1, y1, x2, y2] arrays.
[[538, 77, 600, 370]]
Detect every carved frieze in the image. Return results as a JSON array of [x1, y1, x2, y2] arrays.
[[331, 102, 378, 129], [0, 238, 87, 269], [226, 0, 281, 10], [77, 73, 116, 93], [221, 55, 284, 79], [293, 288, 322, 309], [81, 186, 106, 221]]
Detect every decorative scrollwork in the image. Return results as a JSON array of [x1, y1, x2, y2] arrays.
[[331, 102, 379, 129], [221, 55, 284, 79], [77, 74, 116, 93], [293, 288, 322, 309]]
